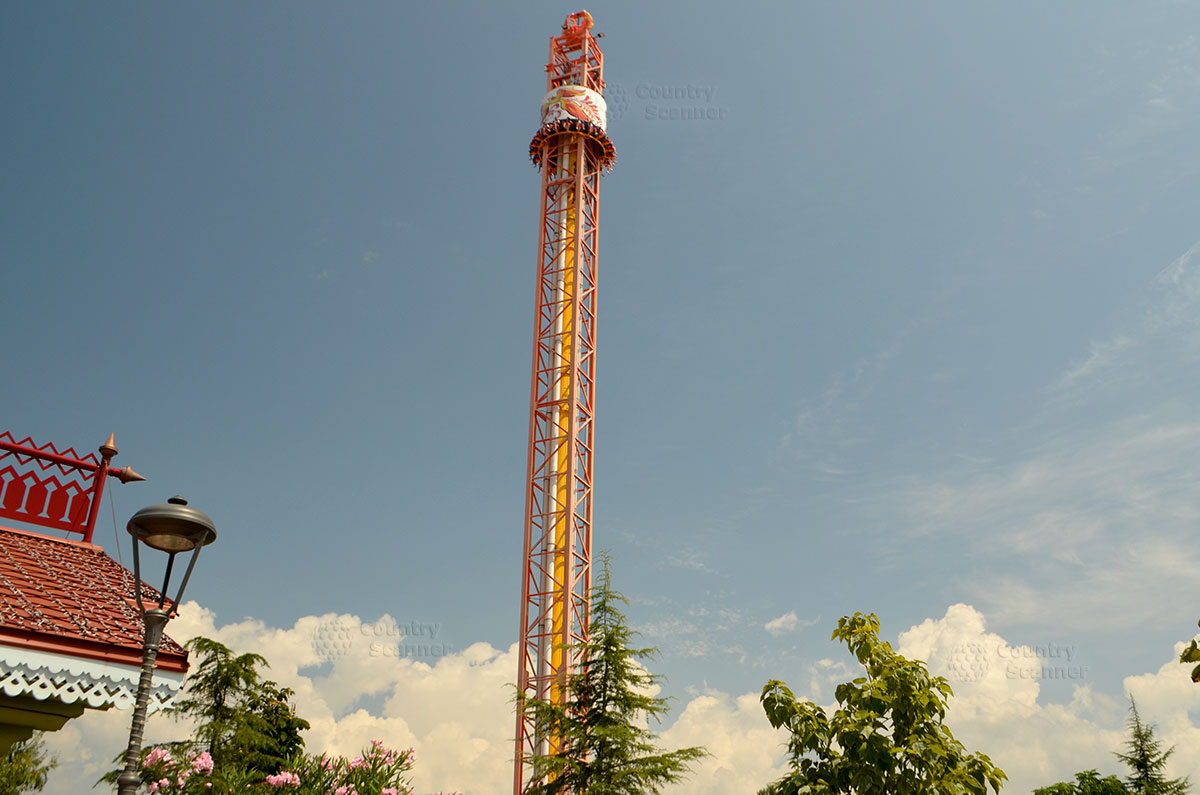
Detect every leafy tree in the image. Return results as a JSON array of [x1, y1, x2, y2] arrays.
[[758, 612, 1006, 795], [1117, 698, 1188, 795], [1178, 619, 1200, 683], [0, 733, 56, 794], [170, 637, 309, 777], [522, 557, 707, 794], [1034, 769, 1131, 794]]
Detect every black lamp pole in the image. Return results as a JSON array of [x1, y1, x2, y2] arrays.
[[117, 496, 217, 795]]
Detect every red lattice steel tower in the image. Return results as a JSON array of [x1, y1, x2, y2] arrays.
[[514, 10, 616, 793]]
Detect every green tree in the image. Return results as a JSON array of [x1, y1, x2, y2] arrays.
[[171, 636, 270, 766], [101, 636, 311, 791], [171, 637, 309, 777], [523, 557, 707, 795], [223, 681, 309, 776], [0, 733, 56, 794], [758, 612, 1006, 795], [1117, 698, 1188, 795], [1177, 620, 1200, 683], [1034, 769, 1131, 794]]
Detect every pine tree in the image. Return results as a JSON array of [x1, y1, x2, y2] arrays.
[[523, 557, 707, 795], [101, 636, 312, 790], [171, 636, 272, 767], [1116, 698, 1188, 795]]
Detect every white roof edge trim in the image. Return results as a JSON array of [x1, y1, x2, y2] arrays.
[[0, 643, 186, 712]]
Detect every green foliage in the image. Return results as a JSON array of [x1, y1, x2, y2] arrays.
[[102, 741, 443, 795], [1033, 769, 1131, 794], [1178, 620, 1200, 683], [1036, 698, 1189, 795], [224, 681, 310, 775], [758, 612, 1006, 795], [0, 733, 56, 794], [280, 741, 427, 794], [523, 556, 707, 795], [170, 637, 310, 778], [171, 636, 268, 765], [1117, 698, 1188, 795], [100, 636, 312, 791]]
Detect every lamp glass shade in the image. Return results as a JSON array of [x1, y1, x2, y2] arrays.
[[127, 501, 217, 554]]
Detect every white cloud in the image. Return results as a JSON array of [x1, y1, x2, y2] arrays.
[[43, 604, 514, 795], [897, 605, 1200, 793], [1054, 334, 1134, 389], [667, 551, 715, 574], [43, 603, 779, 795], [39, 603, 1200, 795], [906, 412, 1200, 631], [763, 611, 817, 637], [659, 691, 787, 793], [764, 611, 797, 636], [1052, 239, 1200, 396]]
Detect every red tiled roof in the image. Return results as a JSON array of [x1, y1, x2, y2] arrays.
[[0, 526, 188, 673]]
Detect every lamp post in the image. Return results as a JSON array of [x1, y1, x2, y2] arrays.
[[117, 496, 217, 795]]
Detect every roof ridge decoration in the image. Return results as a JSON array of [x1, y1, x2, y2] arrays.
[[0, 431, 145, 544]]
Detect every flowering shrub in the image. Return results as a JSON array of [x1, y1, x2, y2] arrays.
[[138, 749, 216, 794], [132, 740, 460, 795]]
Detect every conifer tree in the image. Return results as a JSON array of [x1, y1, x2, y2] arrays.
[[102, 636, 311, 790], [523, 556, 707, 795], [1117, 698, 1188, 795]]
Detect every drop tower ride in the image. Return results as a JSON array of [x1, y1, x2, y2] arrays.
[[514, 10, 616, 794]]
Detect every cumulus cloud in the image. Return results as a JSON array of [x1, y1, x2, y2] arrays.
[[43, 604, 514, 795], [42, 603, 1200, 795], [897, 604, 1200, 793], [42, 603, 786, 795]]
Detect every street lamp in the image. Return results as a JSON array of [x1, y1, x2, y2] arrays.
[[117, 496, 217, 795]]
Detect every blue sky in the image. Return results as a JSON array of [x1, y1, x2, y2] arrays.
[[5, 2, 1200, 792]]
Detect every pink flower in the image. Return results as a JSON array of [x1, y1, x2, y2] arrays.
[[265, 771, 302, 787], [144, 748, 173, 767], [191, 751, 214, 775]]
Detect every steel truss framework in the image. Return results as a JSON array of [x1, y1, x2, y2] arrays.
[[514, 12, 610, 795]]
